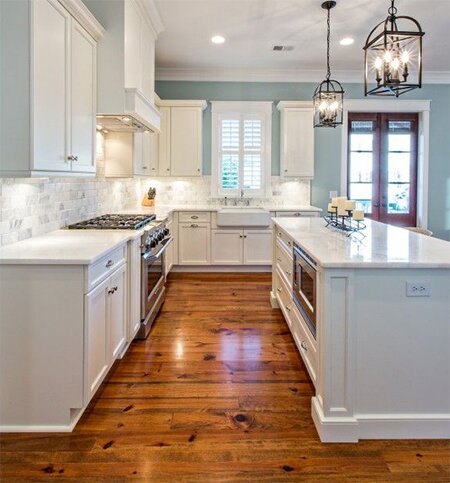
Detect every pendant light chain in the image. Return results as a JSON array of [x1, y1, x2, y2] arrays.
[[326, 5, 331, 80]]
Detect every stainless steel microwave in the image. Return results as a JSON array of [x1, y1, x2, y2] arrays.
[[293, 244, 317, 339]]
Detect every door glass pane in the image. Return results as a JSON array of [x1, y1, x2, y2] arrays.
[[388, 134, 411, 152], [349, 152, 373, 182], [349, 183, 372, 213], [350, 133, 373, 152], [388, 183, 410, 214], [388, 153, 411, 183]]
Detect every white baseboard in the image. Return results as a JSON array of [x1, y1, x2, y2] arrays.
[[171, 265, 271, 273], [312, 397, 450, 443], [0, 407, 84, 433]]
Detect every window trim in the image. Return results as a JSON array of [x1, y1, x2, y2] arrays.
[[211, 101, 272, 198], [340, 99, 431, 229]]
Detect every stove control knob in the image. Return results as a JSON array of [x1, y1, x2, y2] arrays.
[[163, 228, 170, 236], [150, 237, 158, 248], [158, 231, 164, 241]]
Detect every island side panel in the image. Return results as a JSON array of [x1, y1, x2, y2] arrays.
[[0, 264, 85, 430]]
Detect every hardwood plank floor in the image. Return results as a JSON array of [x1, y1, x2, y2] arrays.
[[1, 273, 449, 482]]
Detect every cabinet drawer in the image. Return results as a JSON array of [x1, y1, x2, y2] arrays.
[[275, 228, 293, 253], [275, 241, 293, 286], [275, 267, 294, 328], [291, 303, 317, 386], [179, 212, 211, 223], [86, 245, 127, 292]]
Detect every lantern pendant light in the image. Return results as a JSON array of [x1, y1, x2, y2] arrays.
[[313, 1, 344, 128], [364, 0, 425, 97]]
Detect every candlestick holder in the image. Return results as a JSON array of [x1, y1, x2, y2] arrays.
[[324, 207, 366, 238]]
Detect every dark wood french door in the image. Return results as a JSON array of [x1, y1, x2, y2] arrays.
[[347, 112, 418, 227]]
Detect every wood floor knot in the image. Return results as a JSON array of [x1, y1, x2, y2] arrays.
[[231, 412, 255, 430]]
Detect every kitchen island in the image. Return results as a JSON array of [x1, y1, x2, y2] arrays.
[[271, 217, 450, 442]]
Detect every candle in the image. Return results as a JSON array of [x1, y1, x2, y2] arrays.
[[352, 209, 365, 221], [327, 203, 335, 213], [345, 200, 356, 211], [331, 197, 338, 207]]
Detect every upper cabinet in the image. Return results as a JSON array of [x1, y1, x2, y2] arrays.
[[157, 100, 207, 177], [0, 0, 104, 177], [277, 101, 315, 179], [83, 0, 164, 132]]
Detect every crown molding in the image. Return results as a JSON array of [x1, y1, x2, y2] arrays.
[[59, 0, 105, 40], [157, 99, 208, 110], [136, 0, 165, 39], [156, 67, 450, 85]]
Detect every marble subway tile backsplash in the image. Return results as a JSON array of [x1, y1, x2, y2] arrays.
[[0, 172, 310, 247]]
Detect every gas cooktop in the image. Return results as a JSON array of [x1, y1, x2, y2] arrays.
[[68, 214, 156, 230]]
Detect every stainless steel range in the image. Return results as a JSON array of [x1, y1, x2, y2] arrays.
[[68, 213, 173, 339]]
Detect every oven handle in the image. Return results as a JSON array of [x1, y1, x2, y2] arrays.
[[142, 237, 173, 261]]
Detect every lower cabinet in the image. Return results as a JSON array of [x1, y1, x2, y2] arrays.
[[165, 218, 174, 273], [178, 223, 211, 265], [84, 263, 127, 403], [212, 229, 272, 265]]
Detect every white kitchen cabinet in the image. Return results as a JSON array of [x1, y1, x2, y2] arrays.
[[178, 223, 211, 265], [0, 0, 103, 177], [127, 238, 141, 342], [171, 107, 202, 176], [157, 101, 207, 177], [243, 230, 273, 265], [165, 218, 174, 273], [85, 262, 127, 402], [212, 230, 243, 265], [105, 130, 157, 177], [108, 264, 127, 360], [84, 277, 109, 401], [278, 101, 315, 179]]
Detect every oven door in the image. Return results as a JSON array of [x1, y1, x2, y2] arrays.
[[141, 238, 173, 322], [293, 247, 317, 338]]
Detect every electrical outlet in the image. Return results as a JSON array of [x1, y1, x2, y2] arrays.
[[406, 282, 431, 297], [329, 190, 338, 199]]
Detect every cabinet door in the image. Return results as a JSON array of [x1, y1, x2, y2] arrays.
[[128, 239, 141, 341], [211, 230, 243, 265], [140, 22, 155, 102], [84, 277, 109, 402], [281, 108, 314, 178], [170, 107, 202, 177], [108, 264, 127, 361], [71, 21, 96, 173], [158, 107, 171, 176], [143, 131, 158, 175], [243, 230, 272, 265], [178, 223, 210, 265], [32, 0, 70, 172]]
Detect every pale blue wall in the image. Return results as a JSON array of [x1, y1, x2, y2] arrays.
[[156, 81, 450, 240]]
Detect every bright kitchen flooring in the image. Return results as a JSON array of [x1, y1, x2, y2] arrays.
[[0, 273, 448, 482]]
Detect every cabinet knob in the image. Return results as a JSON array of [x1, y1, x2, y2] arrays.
[[105, 259, 114, 268], [197, 168, 200, 172], [190, 224, 199, 228], [285, 305, 291, 312], [142, 166, 148, 170], [191, 215, 199, 220], [286, 270, 292, 276], [166, 168, 170, 171], [277, 257, 282, 262], [284, 169, 288, 172], [301, 341, 308, 351], [277, 287, 282, 293], [239, 235, 243, 238]]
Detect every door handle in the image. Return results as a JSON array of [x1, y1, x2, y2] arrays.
[[373, 203, 380, 208]]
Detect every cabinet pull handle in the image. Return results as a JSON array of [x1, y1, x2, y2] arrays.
[[286, 270, 292, 276], [239, 235, 243, 238], [166, 168, 170, 171], [294, 213, 302, 217], [191, 215, 199, 219], [301, 341, 308, 351], [190, 224, 199, 228], [105, 259, 114, 268], [277, 287, 282, 293], [142, 166, 147, 170], [67, 155, 75, 161], [285, 305, 291, 312], [108, 287, 117, 295]]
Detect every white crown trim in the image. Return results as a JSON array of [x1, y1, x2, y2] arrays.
[[59, 0, 105, 40], [156, 67, 450, 84]]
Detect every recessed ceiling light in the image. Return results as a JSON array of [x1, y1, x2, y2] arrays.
[[340, 37, 354, 46], [122, 117, 131, 122], [211, 35, 226, 45]]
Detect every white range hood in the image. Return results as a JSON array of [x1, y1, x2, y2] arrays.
[[84, 0, 164, 133]]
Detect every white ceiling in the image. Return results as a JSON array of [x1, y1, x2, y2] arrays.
[[154, 0, 450, 82]]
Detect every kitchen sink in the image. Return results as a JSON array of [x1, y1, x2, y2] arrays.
[[217, 207, 271, 227]]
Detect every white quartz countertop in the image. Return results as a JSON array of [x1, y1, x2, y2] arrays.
[[274, 217, 450, 269], [0, 229, 141, 265]]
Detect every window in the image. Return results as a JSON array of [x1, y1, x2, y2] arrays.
[[211, 102, 272, 197], [347, 112, 418, 227]]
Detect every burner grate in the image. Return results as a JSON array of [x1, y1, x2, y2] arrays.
[[68, 214, 156, 230]]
